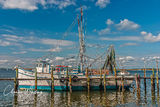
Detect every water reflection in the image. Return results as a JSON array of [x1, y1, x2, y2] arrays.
[[9, 90, 138, 107]]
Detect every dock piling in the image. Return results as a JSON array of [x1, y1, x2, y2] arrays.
[[135, 74, 140, 96], [135, 74, 138, 90], [137, 74, 141, 95], [69, 75, 72, 93], [100, 69, 102, 90], [114, 67, 117, 89], [51, 67, 54, 92], [152, 69, 156, 92], [14, 68, 18, 92], [121, 76, 124, 92], [66, 67, 69, 91], [35, 69, 37, 91], [151, 75, 155, 94], [156, 60, 159, 95], [156, 72, 159, 95], [86, 68, 90, 92], [103, 72, 106, 92], [144, 68, 146, 93]]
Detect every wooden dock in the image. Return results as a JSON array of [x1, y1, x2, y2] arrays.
[[0, 68, 159, 96]]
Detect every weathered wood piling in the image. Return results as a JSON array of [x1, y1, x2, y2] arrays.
[[156, 60, 159, 95], [143, 68, 146, 92], [137, 74, 141, 95], [114, 67, 117, 89], [135, 74, 140, 97], [14, 68, 18, 92], [100, 69, 102, 90], [152, 68, 155, 92], [103, 72, 106, 92], [121, 76, 124, 92], [35, 69, 37, 91], [69, 75, 72, 93], [151, 75, 155, 94], [86, 68, 90, 92], [51, 67, 54, 92], [66, 67, 69, 91]]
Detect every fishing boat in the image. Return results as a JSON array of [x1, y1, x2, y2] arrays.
[[17, 8, 134, 91]]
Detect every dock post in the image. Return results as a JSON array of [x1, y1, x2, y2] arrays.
[[66, 67, 69, 91], [152, 68, 155, 77], [135, 74, 139, 95], [151, 75, 153, 92], [114, 67, 117, 89], [100, 69, 102, 90], [135, 74, 140, 98], [156, 60, 159, 95], [137, 74, 141, 95], [135, 74, 138, 90], [151, 75, 155, 93], [86, 68, 90, 92], [143, 68, 146, 93], [156, 72, 159, 95], [51, 67, 54, 92], [35, 69, 37, 91], [69, 75, 72, 93], [14, 68, 18, 92], [152, 68, 155, 92], [121, 76, 124, 92], [151, 74, 156, 103], [103, 72, 106, 92]]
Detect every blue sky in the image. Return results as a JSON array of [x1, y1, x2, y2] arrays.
[[0, 0, 160, 68]]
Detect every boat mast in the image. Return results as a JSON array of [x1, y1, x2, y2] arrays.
[[78, 8, 85, 72]]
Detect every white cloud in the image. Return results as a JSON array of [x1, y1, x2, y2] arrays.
[[55, 56, 64, 61], [120, 43, 138, 47], [0, 55, 35, 68], [0, 0, 39, 11], [28, 47, 61, 52], [141, 31, 160, 42], [97, 18, 139, 36], [41, 38, 74, 46], [14, 59, 25, 64], [0, 59, 8, 64], [116, 19, 140, 30], [100, 30, 160, 43], [48, 0, 75, 9], [98, 28, 110, 35], [100, 36, 141, 41], [141, 56, 160, 62], [2, 34, 35, 43], [118, 56, 135, 65], [106, 19, 114, 25], [66, 58, 76, 62], [0, 39, 21, 47], [0, 0, 76, 11], [0, 40, 11, 46], [2, 34, 74, 46], [12, 51, 27, 54], [95, 0, 110, 8]]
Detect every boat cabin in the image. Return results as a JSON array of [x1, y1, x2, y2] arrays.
[[36, 61, 50, 73]]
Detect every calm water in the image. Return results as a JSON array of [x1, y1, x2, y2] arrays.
[[0, 70, 160, 107]]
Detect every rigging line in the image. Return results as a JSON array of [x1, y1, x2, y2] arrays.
[[38, 17, 77, 62], [87, 45, 111, 68], [89, 45, 116, 68]]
